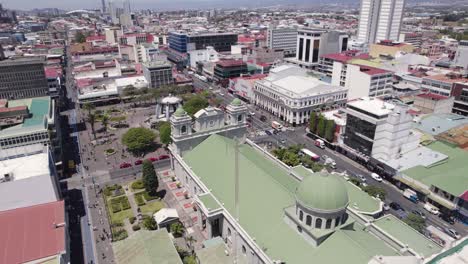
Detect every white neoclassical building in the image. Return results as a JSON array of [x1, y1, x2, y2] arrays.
[[253, 65, 348, 126]]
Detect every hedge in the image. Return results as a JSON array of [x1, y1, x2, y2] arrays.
[[135, 194, 145, 206], [131, 180, 144, 190], [143, 191, 158, 201], [129, 216, 136, 224], [132, 225, 141, 231], [111, 203, 121, 213]]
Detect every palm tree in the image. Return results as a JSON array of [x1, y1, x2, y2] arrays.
[[88, 112, 96, 139], [170, 222, 185, 238], [186, 236, 197, 252], [83, 102, 95, 116], [101, 114, 110, 134]]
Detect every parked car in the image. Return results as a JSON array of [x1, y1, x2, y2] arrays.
[[134, 159, 143, 165], [439, 214, 455, 225], [395, 209, 408, 219], [383, 203, 390, 211], [444, 228, 461, 239], [119, 162, 132, 169], [356, 174, 367, 182], [411, 210, 426, 219], [371, 173, 383, 182], [260, 115, 267, 122], [389, 202, 403, 211], [424, 203, 440, 215], [148, 157, 159, 162], [265, 130, 273, 136], [159, 154, 170, 160]]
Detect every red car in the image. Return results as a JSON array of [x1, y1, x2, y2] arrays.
[[158, 154, 170, 160], [119, 162, 132, 169], [134, 159, 143, 165], [148, 157, 159, 162]]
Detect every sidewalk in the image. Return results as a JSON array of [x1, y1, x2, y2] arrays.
[[160, 169, 207, 250]]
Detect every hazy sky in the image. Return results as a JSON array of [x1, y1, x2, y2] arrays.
[[1, 0, 250, 10], [1, 0, 347, 11]]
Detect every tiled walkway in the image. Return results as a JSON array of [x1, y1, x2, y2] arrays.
[[160, 169, 207, 250]]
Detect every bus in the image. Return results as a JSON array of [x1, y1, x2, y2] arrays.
[[301, 148, 320, 162]]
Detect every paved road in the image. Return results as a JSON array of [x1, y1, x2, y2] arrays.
[[200, 79, 467, 238], [62, 46, 113, 264]]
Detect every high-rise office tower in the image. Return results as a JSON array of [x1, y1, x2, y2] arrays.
[[101, 0, 106, 13], [357, 0, 406, 44]]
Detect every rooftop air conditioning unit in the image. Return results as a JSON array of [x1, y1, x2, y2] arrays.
[[1, 172, 12, 182]]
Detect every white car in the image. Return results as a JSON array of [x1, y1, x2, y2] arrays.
[[424, 203, 440, 215], [371, 173, 383, 182]]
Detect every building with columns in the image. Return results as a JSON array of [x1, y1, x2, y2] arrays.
[[253, 65, 348, 126], [167, 106, 444, 263], [155, 95, 182, 122]]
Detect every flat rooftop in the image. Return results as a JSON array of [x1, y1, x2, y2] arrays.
[[374, 215, 442, 258], [183, 135, 406, 264], [414, 114, 468, 136], [113, 230, 182, 264], [347, 97, 395, 117], [402, 141, 468, 197]]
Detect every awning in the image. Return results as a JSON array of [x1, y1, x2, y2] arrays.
[[428, 193, 457, 210], [394, 175, 430, 195]]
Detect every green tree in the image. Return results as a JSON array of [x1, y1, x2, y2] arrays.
[[282, 151, 300, 166], [142, 160, 158, 195], [142, 215, 157, 230], [325, 119, 335, 142], [75, 31, 86, 43], [101, 114, 109, 133], [183, 255, 197, 264], [158, 121, 172, 145], [83, 102, 95, 116], [309, 112, 318, 133], [122, 85, 138, 96], [184, 95, 209, 116], [362, 185, 386, 200], [170, 222, 185, 237], [404, 213, 426, 233], [122, 127, 156, 155], [317, 114, 326, 137], [272, 148, 286, 160]]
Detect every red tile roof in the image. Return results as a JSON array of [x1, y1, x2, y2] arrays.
[[321, 51, 370, 63], [86, 35, 105, 42], [417, 92, 449, 100], [461, 190, 468, 201], [0, 105, 27, 113], [0, 201, 65, 264], [216, 59, 246, 67], [355, 64, 391, 75]]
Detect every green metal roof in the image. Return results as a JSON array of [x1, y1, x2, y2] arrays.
[[293, 166, 382, 214], [231, 98, 242, 106], [113, 230, 182, 264], [296, 172, 349, 211], [402, 141, 468, 197], [173, 106, 186, 117], [4, 96, 50, 128], [183, 135, 400, 264], [374, 215, 442, 258], [198, 193, 221, 211]]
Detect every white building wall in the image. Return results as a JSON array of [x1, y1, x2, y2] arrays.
[[345, 65, 371, 100], [331, 61, 345, 87], [371, 105, 419, 161], [358, 0, 405, 43]]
